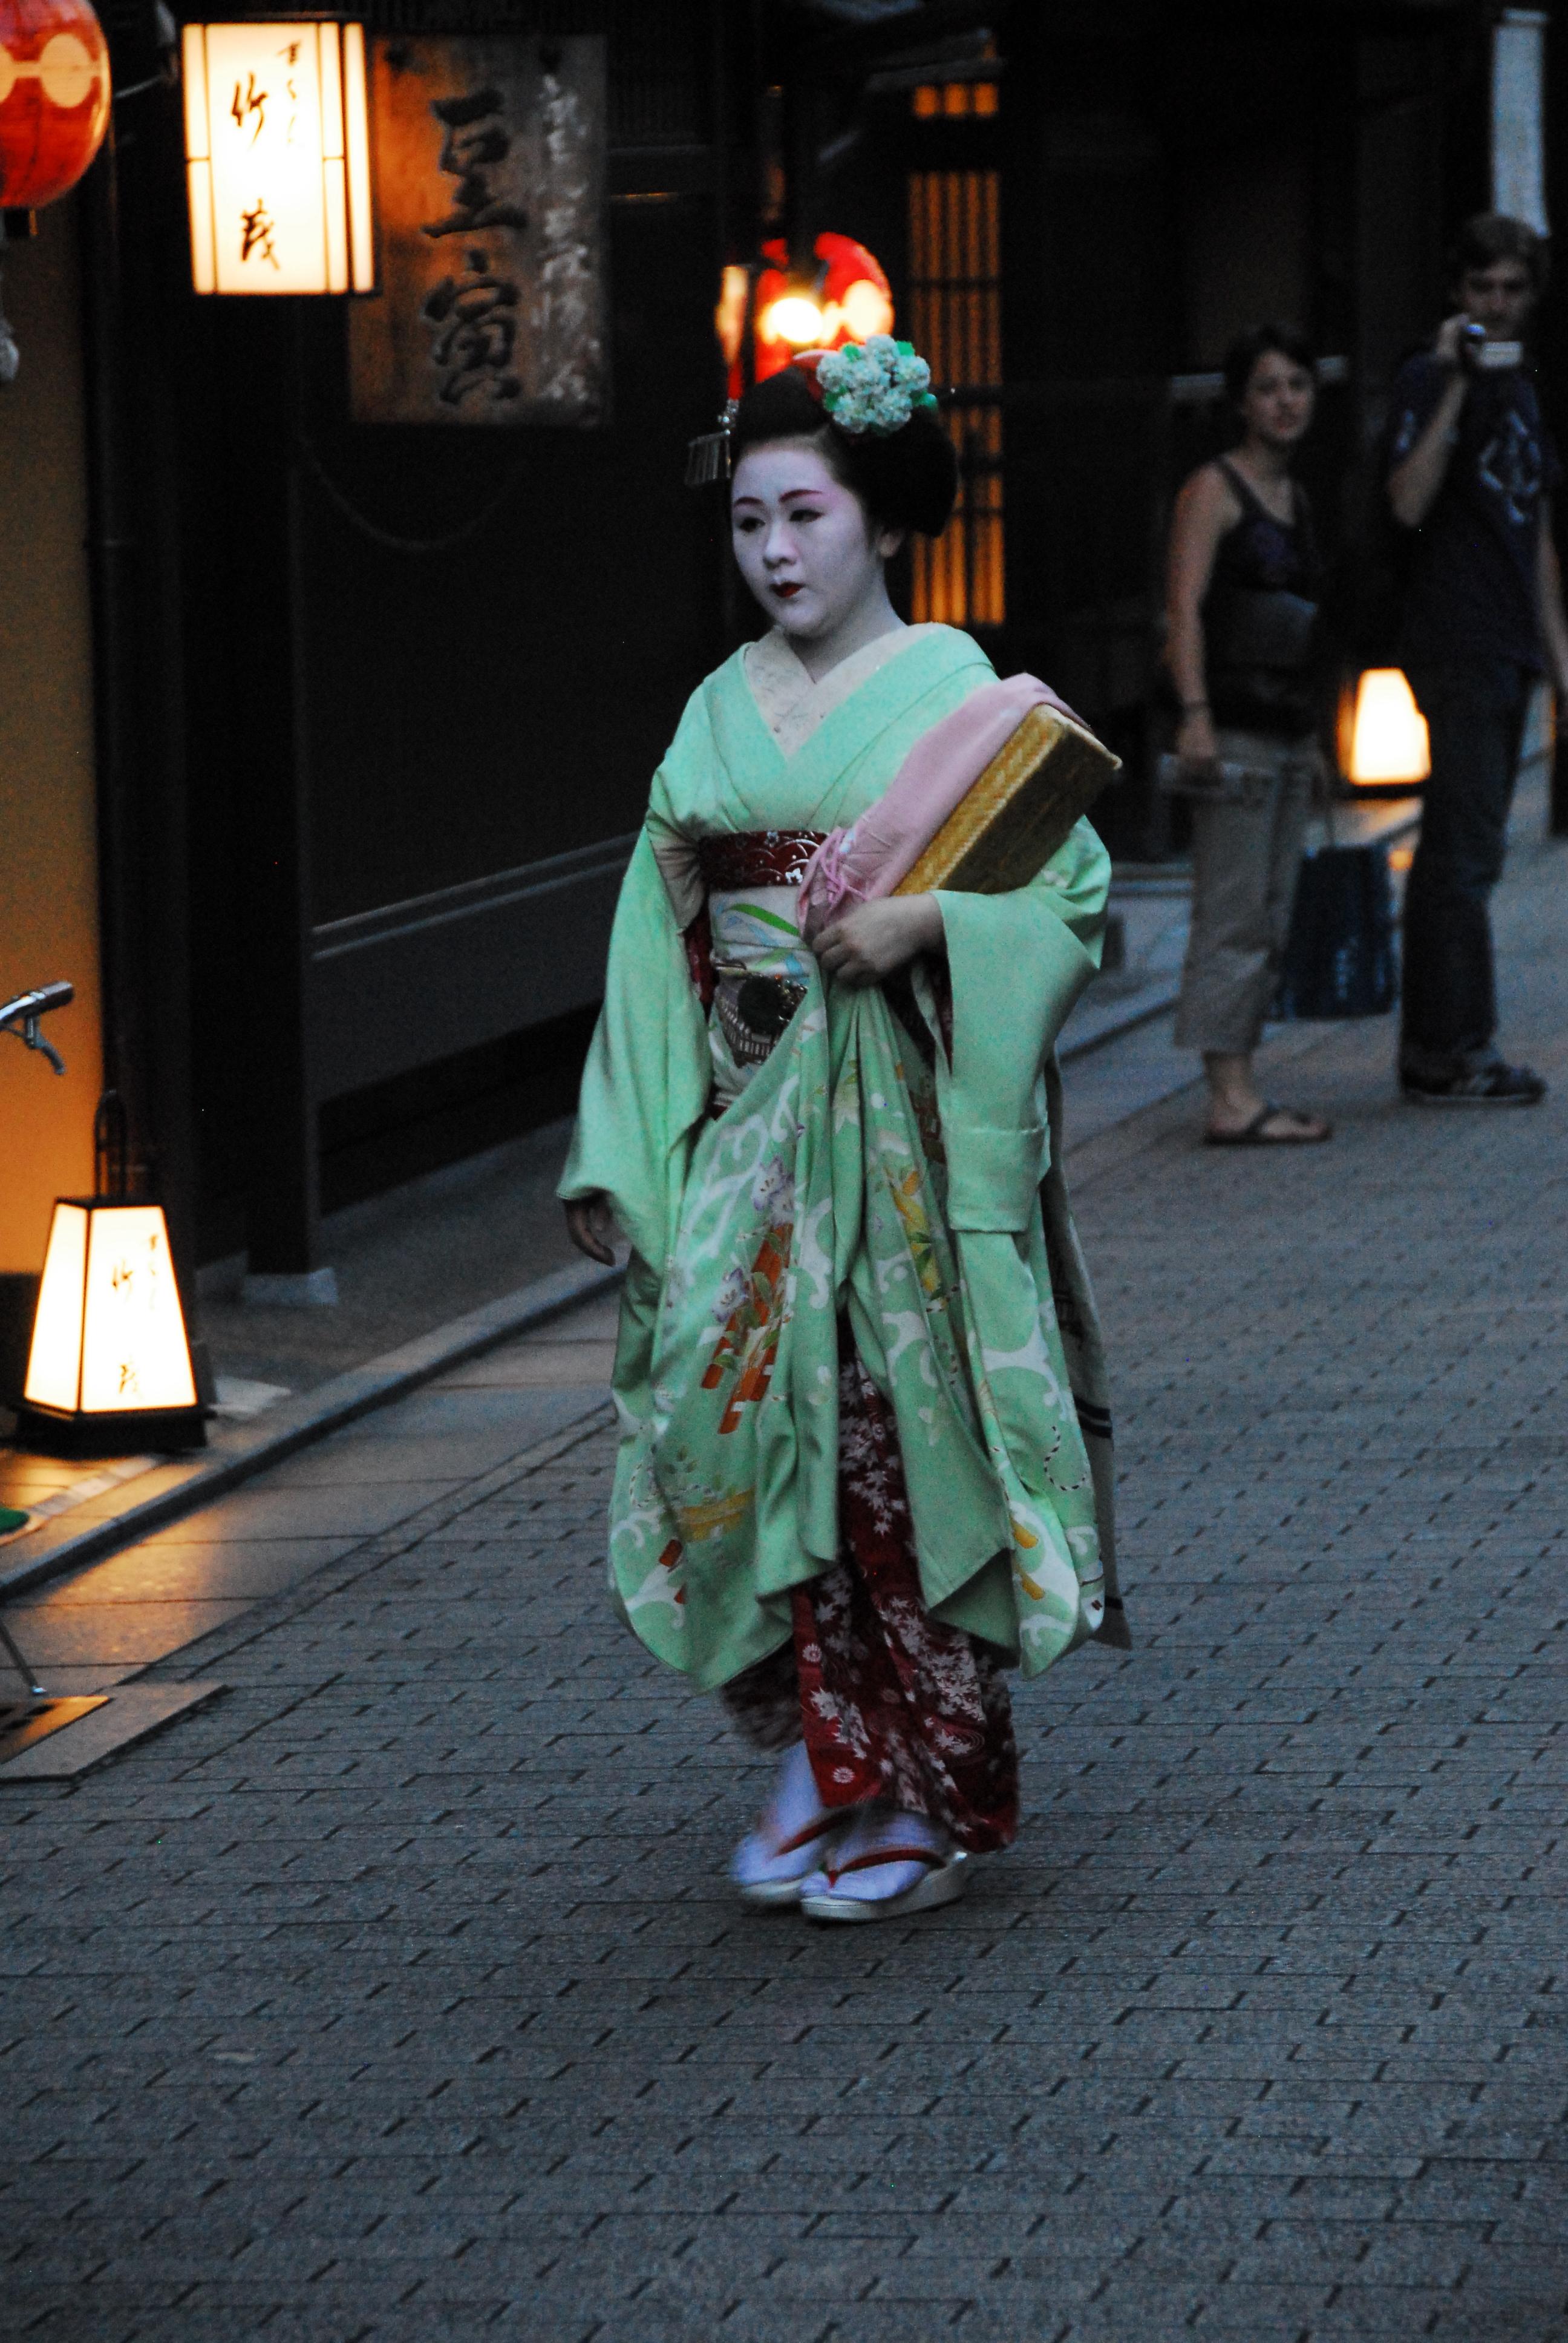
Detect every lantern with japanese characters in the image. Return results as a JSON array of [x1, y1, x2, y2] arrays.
[[0, 0, 111, 208], [181, 19, 374, 293], [21, 1198, 204, 1452]]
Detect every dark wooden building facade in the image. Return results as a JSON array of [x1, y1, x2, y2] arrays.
[[68, 0, 1521, 1302]]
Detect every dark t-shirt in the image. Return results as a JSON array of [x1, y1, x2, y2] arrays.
[[1387, 351, 1560, 670]]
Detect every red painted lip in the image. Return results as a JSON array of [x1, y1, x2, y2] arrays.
[[773, 582, 803, 598]]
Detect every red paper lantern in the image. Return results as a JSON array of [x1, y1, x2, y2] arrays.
[[720, 233, 895, 401], [0, 0, 110, 209]]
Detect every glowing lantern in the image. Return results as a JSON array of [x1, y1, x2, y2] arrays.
[[764, 292, 826, 349], [0, 0, 110, 208], [181, 20, 374, 295], [725, 232, 896, 398], [21, 1201, 203, 1453], [837, 274, 897, 340], [1341, 668, 1431, 790]]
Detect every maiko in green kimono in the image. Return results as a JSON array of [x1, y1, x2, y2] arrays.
[[562, 342, 1123, 1923]]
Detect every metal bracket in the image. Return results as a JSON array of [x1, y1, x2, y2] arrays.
[[0, 980, 73, 1073]]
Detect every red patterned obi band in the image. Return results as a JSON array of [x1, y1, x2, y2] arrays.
[[696, 830, 827, 892]]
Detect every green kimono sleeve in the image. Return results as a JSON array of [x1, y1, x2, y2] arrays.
[[558, 827, 709, 1278], [933, 816, 1111, 1233]]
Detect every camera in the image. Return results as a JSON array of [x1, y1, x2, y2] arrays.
[[1462, 321, 1524, 371]]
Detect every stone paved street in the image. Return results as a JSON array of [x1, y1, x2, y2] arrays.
[[3, 825, 1568, 2342]]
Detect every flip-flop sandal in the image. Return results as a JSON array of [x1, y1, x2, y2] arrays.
[[798, 1844, 971, 1924], [731, 1812, 847, 1907], [1204, 1101, 1332, 1147]]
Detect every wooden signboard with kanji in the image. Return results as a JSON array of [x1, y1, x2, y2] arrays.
[[348, 33, 607, 426]]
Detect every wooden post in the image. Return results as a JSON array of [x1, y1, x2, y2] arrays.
[[224, 309, 328, 1297]]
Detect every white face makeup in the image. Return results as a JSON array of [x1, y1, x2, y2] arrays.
[[730, 439, 901, 645]]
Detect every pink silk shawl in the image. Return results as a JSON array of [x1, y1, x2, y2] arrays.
[[795, 672, 1079, 940]]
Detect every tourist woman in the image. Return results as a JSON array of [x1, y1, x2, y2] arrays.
[[561, 339, 1122, 1923], [1167, 323, 1332, 1144]]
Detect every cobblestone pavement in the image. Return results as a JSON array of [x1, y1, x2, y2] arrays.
[[4, 837, 1568, 2342]]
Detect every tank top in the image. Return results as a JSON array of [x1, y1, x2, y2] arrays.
[[1203, 457, 1323, 736]]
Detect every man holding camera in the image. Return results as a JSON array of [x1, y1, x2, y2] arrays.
[[1386, 212, 1568, 1104]]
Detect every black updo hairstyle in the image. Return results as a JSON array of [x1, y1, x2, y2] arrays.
[[729, 363, 959, 540]]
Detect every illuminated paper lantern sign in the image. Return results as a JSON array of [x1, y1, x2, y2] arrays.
[[1342, 668, 1431, 789], [0, 0, 110, 208], [21, 1201, 203, 1452], [182, 19, 373, 294]]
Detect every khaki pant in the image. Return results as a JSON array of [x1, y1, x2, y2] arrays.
[[1173, 729, 1316, 1057]]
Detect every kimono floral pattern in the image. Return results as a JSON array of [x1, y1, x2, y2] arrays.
[[604, 888, 1102, 1695], [701, 1164, 795, 1437]]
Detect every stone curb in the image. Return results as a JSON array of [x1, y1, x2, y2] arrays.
[[1059, 979, 1181, 1063], [0, 1253, 624, 1605]]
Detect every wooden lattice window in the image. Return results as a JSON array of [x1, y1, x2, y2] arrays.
[[911, 79, 999, 118], [907, 168, 1004, 628]]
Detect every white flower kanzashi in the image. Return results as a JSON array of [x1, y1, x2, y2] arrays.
[[815, 335, 938, 437]]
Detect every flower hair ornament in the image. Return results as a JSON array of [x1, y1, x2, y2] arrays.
[[681, 336, 939, 486], [801, 335, 939, 435]]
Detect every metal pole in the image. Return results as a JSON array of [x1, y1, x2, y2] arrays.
[[0, 1615, 45, 1702]]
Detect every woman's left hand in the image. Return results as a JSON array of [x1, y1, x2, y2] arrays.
[[814, 895, 945, 988]]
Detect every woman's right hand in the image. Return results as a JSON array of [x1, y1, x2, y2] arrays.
[[1175, 707, 1220, 770], [564, 1192, 616, 1266]]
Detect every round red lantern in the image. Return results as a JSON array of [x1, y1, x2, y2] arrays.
[[725, 233, 896, 401], [0, 0, 110, 209]]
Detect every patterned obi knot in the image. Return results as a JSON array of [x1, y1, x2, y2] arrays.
[[690, 831, 825, 1089], [696, 830, 827, 893]]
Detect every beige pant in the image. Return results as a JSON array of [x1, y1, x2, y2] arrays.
[[1173, 729, 1316, 1057]]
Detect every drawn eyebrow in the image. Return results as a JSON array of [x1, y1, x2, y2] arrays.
[[732, 482, 828, 511]]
